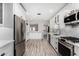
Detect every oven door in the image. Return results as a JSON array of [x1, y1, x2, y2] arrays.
[[58, 40, 74, 56]]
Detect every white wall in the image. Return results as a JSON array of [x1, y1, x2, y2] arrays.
[[50, 3, 79, 38], [29, 20, 49, 32]]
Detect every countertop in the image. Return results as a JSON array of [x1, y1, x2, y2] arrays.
[[53, 35, 79, 47], [0, 27, 14, 48], [0, 40, 14, 48], [53, 34, 79, 47]]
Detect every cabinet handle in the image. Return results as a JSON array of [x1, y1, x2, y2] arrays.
[[74, 53, 76, 56], [1, 53, 5, 56]]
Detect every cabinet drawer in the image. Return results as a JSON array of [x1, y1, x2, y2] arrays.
[[0, 43, 13, 56]]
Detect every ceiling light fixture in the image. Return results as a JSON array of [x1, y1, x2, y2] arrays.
[[49, 9, 53, 13], [37, 13, 41, 15]]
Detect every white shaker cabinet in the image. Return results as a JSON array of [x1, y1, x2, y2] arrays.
[[55, 37, 58, 52], [53, 36, 58, 53], [50, 35, 54, 47], [0, 42, 14, 56], [50, 35, 59, 53], [74, 45, 79, 56], [0, 3, 13, 28]]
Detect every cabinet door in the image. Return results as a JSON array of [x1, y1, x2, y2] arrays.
[[0, 43, 14, 56], [53, 37, 56, 49], [4, 3, 13, 28], [54, 38, 58, 52], [0, 3, 2, 24], [50, 35, 54, 47], [51, 36, 58, 52], [74, 46, 79, 56]]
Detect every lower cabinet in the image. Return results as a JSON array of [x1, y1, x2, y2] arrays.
[[50, 35, 59, 53], [74, 46, 79, 56], [0, 42, 14, 56], [54, 37, 58, 53], [55, 38, 58, 52]]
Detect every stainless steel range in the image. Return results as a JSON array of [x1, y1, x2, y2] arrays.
[[60, 37, 79, 43], [58, 37, 79, 56]]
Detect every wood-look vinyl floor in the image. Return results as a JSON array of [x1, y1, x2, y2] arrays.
[[24, 39, 58, 56]]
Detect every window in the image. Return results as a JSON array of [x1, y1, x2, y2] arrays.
[[30, 24, 38, 31]]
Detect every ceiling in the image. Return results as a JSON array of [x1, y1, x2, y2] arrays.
[[22, 3, 67, 20]]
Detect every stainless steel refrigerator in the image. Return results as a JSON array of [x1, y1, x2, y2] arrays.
[[14, 15, 26, 56]]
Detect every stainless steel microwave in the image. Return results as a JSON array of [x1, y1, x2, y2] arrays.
[[64, 12, 79, 24], [64, 14, 76, 23]]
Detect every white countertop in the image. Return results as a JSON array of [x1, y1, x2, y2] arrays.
[[0, 27, 14, 48], [0, 40, 14, 48]]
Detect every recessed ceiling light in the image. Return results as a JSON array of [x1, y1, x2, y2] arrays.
[[37, 13, 41, 15], [49, 9, 53, 13]]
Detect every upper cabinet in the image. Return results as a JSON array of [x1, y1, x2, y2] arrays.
[[0, 3, 13, 28], [0, 3, 3, 24], [4, 3, 13, 28]]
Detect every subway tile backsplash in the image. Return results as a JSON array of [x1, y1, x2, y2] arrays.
[[60, 24, 79, 38]]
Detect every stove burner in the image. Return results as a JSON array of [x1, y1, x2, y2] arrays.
[[60, 37, 79, 43]]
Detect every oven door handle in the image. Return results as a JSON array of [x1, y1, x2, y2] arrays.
[[58, 41, 74, 49]]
